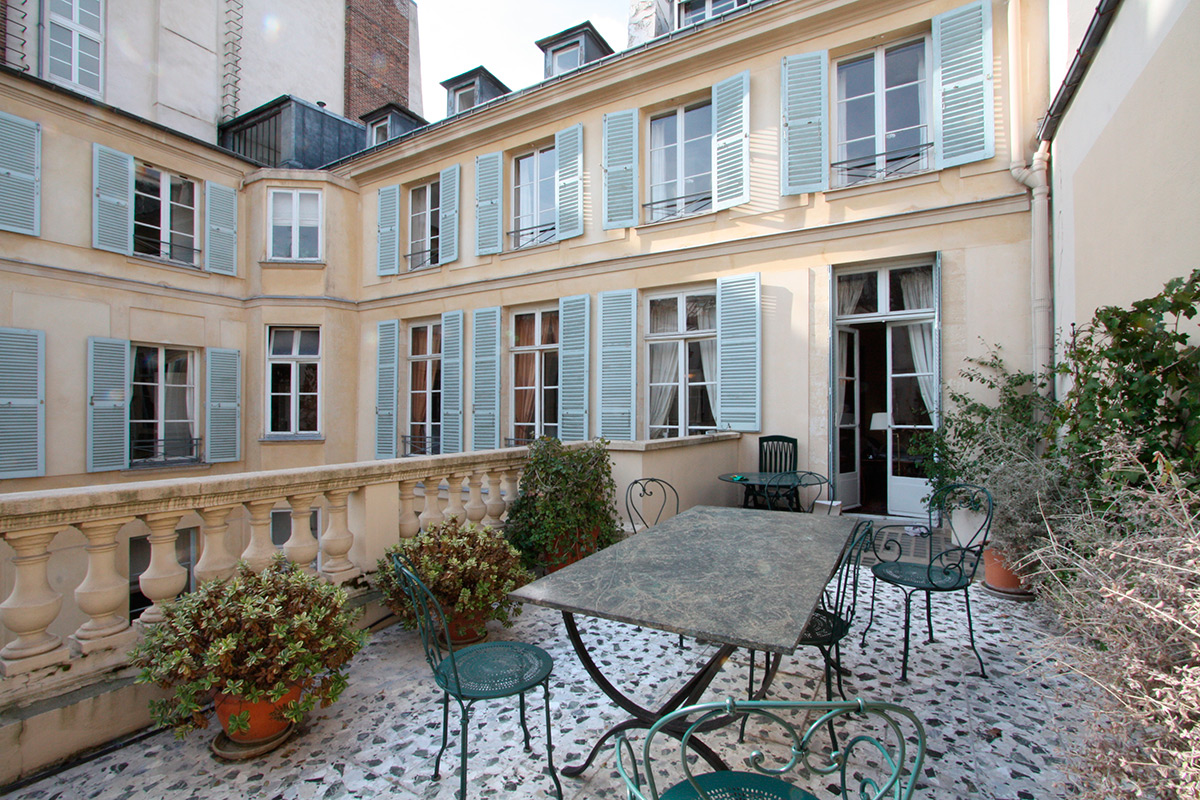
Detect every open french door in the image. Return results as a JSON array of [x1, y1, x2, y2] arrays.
[[835, 327, 860, 508], [885, 320, 935, 517]]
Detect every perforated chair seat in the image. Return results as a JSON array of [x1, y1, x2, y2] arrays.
[[797, 608, 850, 648], [659, 770, 814, 799], [435, 641, 554, 699], [872, 561, 971, 592]]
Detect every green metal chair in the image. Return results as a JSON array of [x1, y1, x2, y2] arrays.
[[762, 470, 831, 513], [625, 477, 680, 532], [389, 554, 562, 800], [859, 483, 994, 681], [615, 697, 926, 800], [742, 435, 799, 507]]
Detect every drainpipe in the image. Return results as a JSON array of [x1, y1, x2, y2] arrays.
[[1011, 141, 1052, 385]]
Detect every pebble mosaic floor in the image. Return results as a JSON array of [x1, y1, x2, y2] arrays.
[[12, 572, 1093, 800]]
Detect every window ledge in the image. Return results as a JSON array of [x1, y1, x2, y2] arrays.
[[605, 431, 740, 452], [260, 434, 326, 443], [126, 254, 205, 273], [499, 241, 558, 260], [124, 461, 212, 474], [634, 209, 717, 233], [260, 259, 326, 269], [825, 170, 940, 200]]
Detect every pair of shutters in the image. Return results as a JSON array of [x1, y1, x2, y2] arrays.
[[86, 338, 241, 472], [0, 111, 41, 237], [474, 124, 586, 256], [781, 0, 993, 194], [377, 164, 461, 276], [602, 70, 752, 229], [92, 144, 238, 275]]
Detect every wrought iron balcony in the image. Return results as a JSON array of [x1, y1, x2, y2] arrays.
[[642, 190, 713, 223], [129, 436, 203, 466], [404, 247, 438, 271], [832, 141, 933, 187], [401, 434, 441, 457], [507, 221, 556, 250]]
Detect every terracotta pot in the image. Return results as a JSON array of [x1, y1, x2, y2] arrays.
[[982, 547, 1034, 599], [213, 683, 303, 744], [544, 526, 599, 573], [443, 608, 488, 646]]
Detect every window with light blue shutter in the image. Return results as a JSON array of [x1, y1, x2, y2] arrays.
[[204, 181, 238, 276], [934, 0, 994, 169], [475, 152, 503, 256], [598, 289, 636, 441], [712, 71, 750, 211], [375, 321, 399, 459], [602, 109, 639, 230], [716, 273, 760, 432], [554, 124, 584, 241], [472, 307, 501, 450], [441, 310, 464, 453], [439, 164, 461, 264], [206, 347, 241, 463], [377, 185, 400, 276], [558, 294, 590, 441], [780, 52, 829, 195], [92, 144, 133, 255], [0, 111, 41, 236], [87, 336, 129, 472], [0, 327, 45, 478]]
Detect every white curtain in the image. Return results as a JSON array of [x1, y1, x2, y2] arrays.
[[649, 344, 679, 431], [695, 300, 717, 426], [899, 271, 936, 420], [835, 276, 867, 424]]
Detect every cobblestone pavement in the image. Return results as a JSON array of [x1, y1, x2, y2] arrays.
[[14, 571, 1091, 800]]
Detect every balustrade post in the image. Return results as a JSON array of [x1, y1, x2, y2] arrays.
[[398, 480, 421, 538], [136, 512, 188, 624], [443, 474, 467, 522], [464, 472, 487, 524], [285, 494, 320, 572], [319, 489, 360, 584], [0, 528, 70, 676], [501, 469, 521, 522], [484, 471, 506, 525], [242, 499, 278, 572], [194, 505, 238, 583], [71, 517, 137, 655], [417, 475, 446, 531]]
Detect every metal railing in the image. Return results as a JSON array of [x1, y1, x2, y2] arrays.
[[832, 142, 933, 186], [507, 222, 556, 250], [404, 248, 438, 271], [132, 234, 200, 266], [129, 436, 202, 466], [401, 434, 441, 457], [642, 190, 712, 222]]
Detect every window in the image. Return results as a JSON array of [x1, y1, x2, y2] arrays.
[[129, 527, 196, 620], [648, 102, 712, 222], [511, 309, 559, 444], [646, 291, 717, 439], [267, 327, 320, 435], [834, 38, 931, 187], [269, 189, 321, 260], [677, 0, 747, 27], [129, 345, 198, 464], [46, 0, 102, 96], [408, 180, 440, 269], [512, 146, 556, 248], [454, 85, 476, 113], [550, 43, 581, 75], [369, 119, 390, 146], [133, 163, 197, 264], [408, 322, 441, 455]]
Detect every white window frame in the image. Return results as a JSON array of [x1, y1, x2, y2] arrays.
[[550, 43, 582, 76], [454, 85, 476, 113], [407, 321, 442, 455], [133, 162, 197, 265], [266, 327, 321, 436], [511, 145, 557, 249], [645, 288, 718, 439], [833, 35, 933, 188], [676, 0, 747, 28], [45, 0, 103, 98], [647, 101, 713, 223], [268, 188, 322, 261], [369, 119, 390, 146], [510, 308, 560, 445], [128, 344, 198, 465], [407, 179, 441, 270]]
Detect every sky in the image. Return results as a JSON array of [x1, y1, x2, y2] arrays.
[[415, 0, 631, 122]]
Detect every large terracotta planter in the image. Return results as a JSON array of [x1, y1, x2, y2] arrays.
[[982, 547, 1034, 600], [442, 608, 488, 647], [544, 526, 599, 573], [213, 683, 303, 745]]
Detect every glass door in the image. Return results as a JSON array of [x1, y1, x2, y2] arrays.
[[886, 320, 935, 516], [835, 326, 860, 508]]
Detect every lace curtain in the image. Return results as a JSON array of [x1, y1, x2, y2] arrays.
[[899, 271, 936, 420], [835, 276, 867, 424]]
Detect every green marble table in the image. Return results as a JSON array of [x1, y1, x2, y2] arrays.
[[511, 505, 856, 775]]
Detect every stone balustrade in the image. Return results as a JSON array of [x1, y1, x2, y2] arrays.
[[0, 447, 532, 693]]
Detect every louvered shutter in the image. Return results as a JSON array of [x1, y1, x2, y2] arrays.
[[472, 307, 501, 450], [204, 181, 238, 276], [0, 327, 45, 478], [377, 185, 400, 276], [87, 336, 129, 472], [205, 347, 241, 463], [780, 52, 829, 195], [441, 310, 464, 453], [375, 321, 399, 459], [558, 294, 590, 441], [602, 109, 639, 230], [0, 111, 40, 236], [554, 124, 584, 241], [934, 0, 994, 169], [474, 152, 503, 256], [716, 273, 761, 432], [598, 289, 637, 441], [92, 144, 133, 254], [712, 71, 750, 211], [439, 164, 461, 264]]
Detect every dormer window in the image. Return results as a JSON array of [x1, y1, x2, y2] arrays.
[[454, 85, 476, 113], [677, 0, 747, 27], [369, 118, 390, 145], [550, 43, 582, 76]]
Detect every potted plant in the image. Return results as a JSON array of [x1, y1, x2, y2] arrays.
[[504, 436, 622, 572], [375, 517, 532, 645], [130, 555, 366, 756]]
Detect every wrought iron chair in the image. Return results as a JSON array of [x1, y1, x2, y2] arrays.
[[389, 554, 562, 800], [616, 697, 926, 800], [749, 435, 799, 508], [859, 483, 994, 681], [762, 470, 831, 513], [625, 477, 680, 533]]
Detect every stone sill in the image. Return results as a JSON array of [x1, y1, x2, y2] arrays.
[[605, 431, 740, 452]]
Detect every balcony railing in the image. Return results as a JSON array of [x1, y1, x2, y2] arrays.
[[404, 248, 438, 271], [401, 434, 441, 456], [643, 190, 713, 223], [507, 222, 556, 250], [129, 436, 202, 467], [831, 142, 933, 187]]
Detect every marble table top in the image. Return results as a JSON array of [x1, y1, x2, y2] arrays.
[[510, 505, 856, 654]]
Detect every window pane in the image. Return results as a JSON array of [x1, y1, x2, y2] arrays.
[[170, 177, 194, 207], [78, 0, 101, 31], [892, 377, 932, 426], [542, 311, 559, 345], [683, 103, 711, 141], [271, 192, 293, 226], [513, 352, 535, 387], [839, 428, 857, 472], [298, 395, 318, 431], [297, 329, 320, 356], [514, 388, 535, 425], [886, 85, 921, 133], [514, 313, 535, 347], [129, 386, 155, 425], [649, 297, 678, 333], [542, 351, 559, 387], [50, 0, 72, 17], [411, 325, 428, 356], [843, 96, 875, 143], [298, 193, 320, 226], [270, 362, 292, 393], [271, 397, 291, 432], [271, 329, 294, 356], [164, 386, 189, 421], [298, 363, 319, 393], [272, 225, 292, 259], [298, 225, 319, 259], [77, 37, 100, 92], [885, 41, 924, 88], [837, 273, 877, 315], [838, 55, 874, 100], [686, 295, 716, 331], [893, 429, 930, 478], [132, 346, 158, 384], [889, 266, 933, 311], [431, 324, 441, 354]]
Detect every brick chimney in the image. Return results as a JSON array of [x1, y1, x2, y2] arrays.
[[344, 0, 420, 121]]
